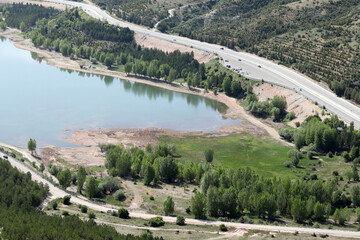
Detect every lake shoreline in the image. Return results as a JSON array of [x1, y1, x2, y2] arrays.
[[0, 28, 286, 146]]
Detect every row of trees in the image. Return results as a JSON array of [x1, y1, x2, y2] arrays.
[[281, 115, 360, 154], [187, 165, 360, 224]]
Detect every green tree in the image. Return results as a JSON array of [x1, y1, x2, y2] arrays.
[[20, 21, 25, 32], [39, 163, 45, 172], [313, 201, 325, 221], [168, 68, 177, 83], [116, 152, 132, 177], [76, 166, 87, 193], [222, 76, 232, 96], [350, 146, 360, 160], [143, 163, 155, 185], [353, 163, 359, 181], [57, 169, 72, 189], [176, 216, 185, 225], [356, 208, 360, 222], [204, 149, 214, 163], [85, 176, 99, 199], [351, 186, 360, 207], [183, 162, 195, 182], [191, 192, 207, 219], [124, 62, 133, 74], [271, 107, 281, 121], [332, 208, 349, 225], [271, 95, 287, 116], [207, 186, 219, 216], [163, 196, 175, 215], [288, 149, 301, 167], [294, 131, 305, 150], [159, 156, 178, 182], [27, 138, 37, 154], [159, 64, 170, 78], [104, 54, 114, 68], [231, 80, 242, 97], [291, 197, 306, 223], [118, 208, 129, 219]]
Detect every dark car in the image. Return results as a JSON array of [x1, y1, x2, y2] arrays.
[[3, 155, 8, 159]]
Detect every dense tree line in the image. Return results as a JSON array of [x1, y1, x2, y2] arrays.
[[0, 158, 161, 240], [189, 164, 360, 225], [1, 3, 58, 29], [281, 115, 360, 155], [0, 158, 48, 211]]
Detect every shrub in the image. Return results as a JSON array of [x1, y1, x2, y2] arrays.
[[88, 212, 96, 219], [219, 224, 227, 232], [310, 174, 318, 180], [284, 161, 292, 168], [186, 207, 191, 214], [204, 149, 214, 163], [118, 208, 129, 219], [150, 196, 154, 201], [307, 151, 316, 159], [112, 211, 118, 217], [176, 216, 185, 226], [114, 190, 126, 201], [51, 201, 58, 210], [81, 205, 88, 213], [62, 211, 69, 216], [148, 217, 165, 227], [63, 196, 71, 205]]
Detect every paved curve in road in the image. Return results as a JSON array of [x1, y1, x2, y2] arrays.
[[1, 144, 360, 238], [44, 0, 360, 128]]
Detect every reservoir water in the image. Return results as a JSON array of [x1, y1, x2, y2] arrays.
[[0, 38, 239, 147]]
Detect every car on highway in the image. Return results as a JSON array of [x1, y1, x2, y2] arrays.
[[3, 155, 8, 159], [220, 47, 224, 50], [238, 59, 241, 61], [225, 60, 229, 62], [258, 65, 262, 68]]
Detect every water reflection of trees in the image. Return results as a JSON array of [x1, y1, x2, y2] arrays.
[[121, 80, 228, 114], [57, 67, 228, 114], [30, 52, 43, 63]]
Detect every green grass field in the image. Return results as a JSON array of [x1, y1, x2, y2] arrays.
[[159, 133, 315, 178]]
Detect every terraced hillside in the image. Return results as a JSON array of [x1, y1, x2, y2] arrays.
[[108, 0, 360, 104], [91, 0, 197, 28]]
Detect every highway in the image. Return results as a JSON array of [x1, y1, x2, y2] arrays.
[[45, 0, 360, 128]]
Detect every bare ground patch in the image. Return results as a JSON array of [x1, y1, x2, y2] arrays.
[[253, 83, 327, 127], [134, 32, 214, 63]]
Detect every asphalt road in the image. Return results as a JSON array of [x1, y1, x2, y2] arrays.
[[44, 0, 360, 128]]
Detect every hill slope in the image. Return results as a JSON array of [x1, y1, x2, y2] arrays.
[[97, 0, 360, 105]]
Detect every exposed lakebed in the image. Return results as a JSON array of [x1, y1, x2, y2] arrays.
[[0, 39, 239, 147]]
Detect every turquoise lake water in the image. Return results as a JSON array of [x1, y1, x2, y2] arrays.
[[0, 38, 239, 147]]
